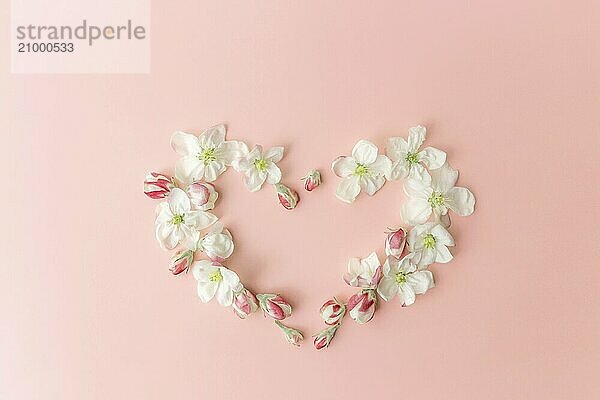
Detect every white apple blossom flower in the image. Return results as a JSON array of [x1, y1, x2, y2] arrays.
[[332, 140, 392, 203], [155, 188, 218, 250], [197, 222, 234, 262], [343, 251, 383, 288], [377, 254, 434, 306], [407, 222, 454, 268], [171, 124, 246, 184], [232, 145, 283, 192], [401, 162, 475, 227], [386, 126, 446, 184], [192, 261, 241, 306]]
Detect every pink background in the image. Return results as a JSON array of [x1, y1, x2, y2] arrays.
[[2, 1, 600, 399]]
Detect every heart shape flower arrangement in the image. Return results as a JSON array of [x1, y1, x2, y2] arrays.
[[144, 124, 475, 349]]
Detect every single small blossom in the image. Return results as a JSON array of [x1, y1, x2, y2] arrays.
[[232, 145, 284, 192], [186, 181, 218, 211], [274, 320, 304, 346], [385, 227, 407, 258], [332, 140, 392, 203], [169, 249, 194, 275], [313, 324, 340, 350], [232, 287, 259, 319], [377, 254, 434, 306], [347, 289, 377, 324], [302, 169, 321, 191], [319, 298, 346, 325], [144, 172, 174, 199], [343, 252, 383, 288], [197, 222, 234, 262], [155, 188, 218, 250], [386, 125, 446, 184], [407, 222, 455, 268], [192, 260, 241, 306], [171, 124, 246, 184], [401, 162, 475, 227], [275, 183, 299, 210], [256, 294, 292, 320]]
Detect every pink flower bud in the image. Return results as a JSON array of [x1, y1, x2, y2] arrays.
[[385, 227, 407, 258], [169, 249, 194, 275], [144, 172, 174, 199], [313, 324, 340, 350], [274, 320, 304, 346], [301, 169, 321, 191], [256, 294, 293, 320], [274, 183, 299, 210], [347, 289, 377, 324], [319, 298, 346, 325], [232, 288, 259, 319], [186, 181, 218, 211]]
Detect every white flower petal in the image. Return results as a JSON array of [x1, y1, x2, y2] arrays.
[[377, 277, 398, 301], [244, 169, 267, 192], [185, 210, 218, 230], [446, 187, 475, 217], [265, 163, 282, 184], [416, 248, 436, 268], [179, 224, 200, 250], [156, 222, 178, 250], [192, 260, 213, 280], [359, 175, 384, 196], [363, 252, 381, 271], [335, 175, 361, 203], [175, 156, 204, 184], [419, 147, 446, 170], [408, 163, 432, 186], [203, 161, 225, 182], [168, 188, 191, 215], [401, 197, 432, 226], [430, 163, 458, 193], [390, 160, 409, 180], [386, 137, 409, 162], [407, 270, 434, 294], [155, 202, 173, 224], [332, 156, 357, 178], [219, 141, 248, 166], [399, 284, 416, 306], [351, 140, 378, 164], [171, 131, 201, 156], [369, 155, 393, 179], [435, 245, 453, 263], [264, 146, 284, 163], [215, 283, 233, 306], [397, 254, 417, 274], [198, 124, 226, 149], [197, 281, 218, 303], [220, 267, 240, 288], [407, 126, 426, 153], [431, 224, 454, 246]]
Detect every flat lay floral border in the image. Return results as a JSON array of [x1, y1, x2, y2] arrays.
[[144, 124, 475, 348]]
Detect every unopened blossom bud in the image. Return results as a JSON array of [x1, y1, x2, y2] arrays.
[[347, 289, 377, 324], [186, 181, 218, 211], [232, 288, 259, 319], [301, 169, 321, 191], [169, 249, 194, 275], [319, 298, 346, 325], [385, 227, 406, 258], [144, 172, 174, 199], [274, 320, 304, 346], [274, 183, 299, 210], [313, 324, 340, 350], [256, 294, 293, 320]]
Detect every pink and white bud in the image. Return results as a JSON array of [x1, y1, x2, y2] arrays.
[[186, 181, 218, 211], [144, 172, 174, 199], [347, 289, 377, 324], [319, 298, 346, 325], [313, 324, 340, 350], [275, 183, 299, 210], [274, 320, 304, 346], [385, 227, 407, 258], [169, 249, 194, 275], [256, 294, 293, 320], [301, 169, 322, 192], [232, 288, 259, 319]]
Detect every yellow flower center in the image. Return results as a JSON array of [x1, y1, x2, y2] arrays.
[[405, 152, 419, 165], [354, 163, 369, 176], [171, 214, 184, 225], [254, 158, 268, 172], [428, 191, 445, 207], [395, 272, 407, 284], [423, 233, 436, 249], [209, 270, 223, 282], [199, 148, 216, 165]]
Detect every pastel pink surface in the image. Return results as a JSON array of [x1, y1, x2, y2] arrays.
[[2, 1, 599, 399]]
